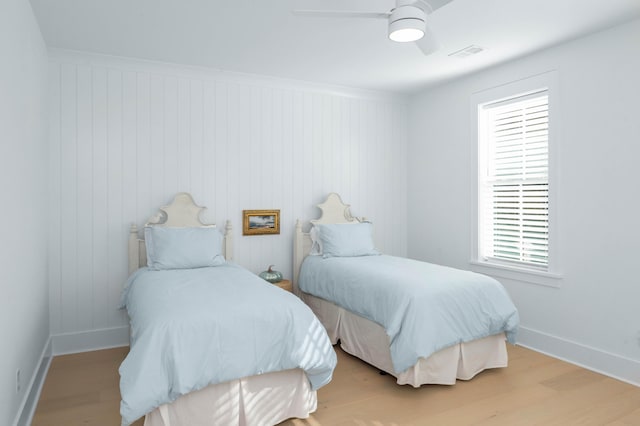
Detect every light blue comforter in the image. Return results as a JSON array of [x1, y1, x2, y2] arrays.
[[119, 263, 336, 426], [299, 255, 519, 374]]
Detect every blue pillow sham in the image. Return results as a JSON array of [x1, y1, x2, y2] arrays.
[[315, 222, 379, 258], [144, 226, 225, 270]]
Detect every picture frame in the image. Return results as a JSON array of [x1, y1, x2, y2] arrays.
[[242, 210, 280, 235]]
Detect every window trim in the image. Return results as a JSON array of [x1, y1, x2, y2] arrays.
[[470, 71, 561, 286]]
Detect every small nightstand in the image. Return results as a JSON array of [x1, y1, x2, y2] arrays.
[[272, 279, 292, 293]]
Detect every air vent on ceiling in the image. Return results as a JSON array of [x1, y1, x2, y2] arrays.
[[449, 45, 485, 58]]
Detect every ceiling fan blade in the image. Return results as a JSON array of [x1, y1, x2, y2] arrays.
[[414, 27, 440, 55], [292, 9, 389, 19], [415, 0, 454, 14]]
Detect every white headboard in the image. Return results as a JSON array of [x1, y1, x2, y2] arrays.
[[293, 193, 364, 293], [128, 192, 233, 274]]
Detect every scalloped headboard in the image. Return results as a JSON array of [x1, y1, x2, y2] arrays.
[[293, 193, 364, 293], [128, 192, 233, 274]]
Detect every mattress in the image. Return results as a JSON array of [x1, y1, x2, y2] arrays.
[[120, 265, 335, 425], [298, 254, 518, 375], [303, 293, 508, 386]]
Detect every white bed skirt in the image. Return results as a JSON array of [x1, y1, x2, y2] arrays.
[[143, 369, 316, 426], [303, 292, 508, 387]]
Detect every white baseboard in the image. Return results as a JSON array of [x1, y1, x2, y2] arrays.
[[518, 326, 640, 387], [52, 326, 130, 355], [13, 337, 52, 426], [12, 327, 129, 426]]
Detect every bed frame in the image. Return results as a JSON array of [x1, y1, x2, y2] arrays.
[[128, 192, 233, 275], [126, 192, 316, 426], [294, 193, 508, 387]]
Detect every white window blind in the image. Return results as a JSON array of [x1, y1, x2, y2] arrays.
[[479, 91, 549, 269]]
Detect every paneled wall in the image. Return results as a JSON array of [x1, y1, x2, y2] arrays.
[[48, 51, 407, 336]]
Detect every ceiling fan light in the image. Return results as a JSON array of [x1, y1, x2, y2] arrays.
[[388, 5, 426, 43], [389, 20, 425, 42]]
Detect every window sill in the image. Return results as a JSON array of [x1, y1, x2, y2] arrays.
[[469, 260, 562, 288]]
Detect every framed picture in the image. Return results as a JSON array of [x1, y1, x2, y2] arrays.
[[243, 210, 280, 235]]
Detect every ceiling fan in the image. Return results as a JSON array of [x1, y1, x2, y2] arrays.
[[292, 0, 453, 55]]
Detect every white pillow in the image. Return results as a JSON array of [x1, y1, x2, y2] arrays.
[[315, 222, 379, 258], [144, 226, 225, 270]]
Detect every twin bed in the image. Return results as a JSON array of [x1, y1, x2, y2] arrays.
[[119, 192, 519, 425], [294, 193, 519, 387], [120, 193, 336, 426]]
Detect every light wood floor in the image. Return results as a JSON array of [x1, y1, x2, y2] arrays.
[[32, 344, 640, 426]]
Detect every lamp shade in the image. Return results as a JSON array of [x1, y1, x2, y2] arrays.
[[388, 5, 425, 42]]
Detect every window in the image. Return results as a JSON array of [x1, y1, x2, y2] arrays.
[[471, 72, 560, 285], [479, 92, 549, 269]]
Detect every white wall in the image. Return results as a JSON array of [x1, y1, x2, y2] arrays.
[[408, 19, 640, 384], [48, 51, 408, 342], [0, 0, 50, 424]]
